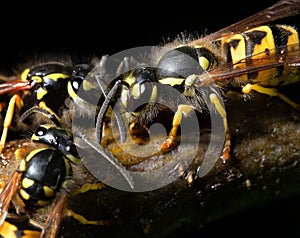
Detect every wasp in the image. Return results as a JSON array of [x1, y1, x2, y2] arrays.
[[0, 58, 100, 153], [0, 117, 119, 238], [95, 0, 300, 174], [0, 60, 134, 237], [0, 133, 74, 238]]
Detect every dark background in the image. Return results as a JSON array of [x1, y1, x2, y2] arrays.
[[0, 0, 285, 71], [1, 0, 299, 236]]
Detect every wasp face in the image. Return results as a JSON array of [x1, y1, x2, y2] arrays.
[[120, 67, 158, 113]]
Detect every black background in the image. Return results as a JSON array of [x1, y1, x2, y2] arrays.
[[0, 0, 299, 236], [0, 0, 285, 70]]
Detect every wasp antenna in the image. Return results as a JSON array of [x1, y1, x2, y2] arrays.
[[95, 74, 108, 97], [111, 104, 127, 143], [20, 106, 61, 127], [79, 134, 134, 190], [96, 80, 124, 143]]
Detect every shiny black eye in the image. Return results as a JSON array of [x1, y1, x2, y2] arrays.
[[35, 126, 47, 137], [71, 78, 82, 93], [66, 144, 79, 158]]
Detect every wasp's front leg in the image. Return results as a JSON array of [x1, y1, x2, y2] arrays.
[[160, 104, 194, 153]]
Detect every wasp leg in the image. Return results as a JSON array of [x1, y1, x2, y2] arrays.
[[209, 93, 231, 162], [66, 183, 115, 225], [0, 95, 23, 153], [160, 104, 194, 153], [242, 83, 300, 110], [70, 183, 106, 196], [65, 209, 114, 226], [20, 102, 61, 127]]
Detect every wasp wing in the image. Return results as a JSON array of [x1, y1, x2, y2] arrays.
[[199, 43, 300, 85], [193, 0, 300, 44], [0, 171, 22, 226]]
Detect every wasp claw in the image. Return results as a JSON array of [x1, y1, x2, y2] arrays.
[[220, 139, 231, 163], [160, 136, 178, 153]]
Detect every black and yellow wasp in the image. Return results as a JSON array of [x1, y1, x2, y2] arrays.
[[0, 58, 101, 153], [0, 58, 133, 237], [0, 114, 125, 238], [94, 0, 300, 175], [1, 0, 300, 237]]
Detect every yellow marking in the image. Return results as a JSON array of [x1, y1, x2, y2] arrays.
[[37, 200, 50, 206], [18, 159, 27, 172], [19, 188, 30, 200], [120, 87, 129, 108], [43, 185, 54, 197], [22, 177, 34, 189], [246, 26, 274, 57], [149, 85, 157, 103], [26, 148, 47, 162], [38, 101, 61, 124], [131, 83, 141, 98], [248, 26, 277, 83], [277, 25, 299, 47], [123, 71, 135, 86], [0, 220, 41, 238], [72, 183, 106, 195], [199, 56, 210, 70], [158, 77, 185, 86], [242, 83, 300, 110], [67, 81, 77, 99], [36, 87, 47, 100], [64, 159, 72, 178], [66, 154, 80, 164], [20, 68, 30, 81], [65, 209, 111, 225], [82, 80, 96, 91], [44, 73, 69, 81], [22, 230, 42, 238], [222, 34, 246, 64], [0, 221, 17, 238], [31, 76, 43, 83], [31, 134, 39, 142]]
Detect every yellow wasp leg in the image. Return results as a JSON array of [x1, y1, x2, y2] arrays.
[[160, 104, 194, 153], [70, 183, 106, 196], [64, 210, 113, 225], [242, 83, 300, 110], [0, 95, 23, 154], [209, 93, 231, 162], [66, 183, 114, 225]]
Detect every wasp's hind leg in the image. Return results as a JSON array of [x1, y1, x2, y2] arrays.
[[242, 83, 300, 110], [209, 93, 231, 162]]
